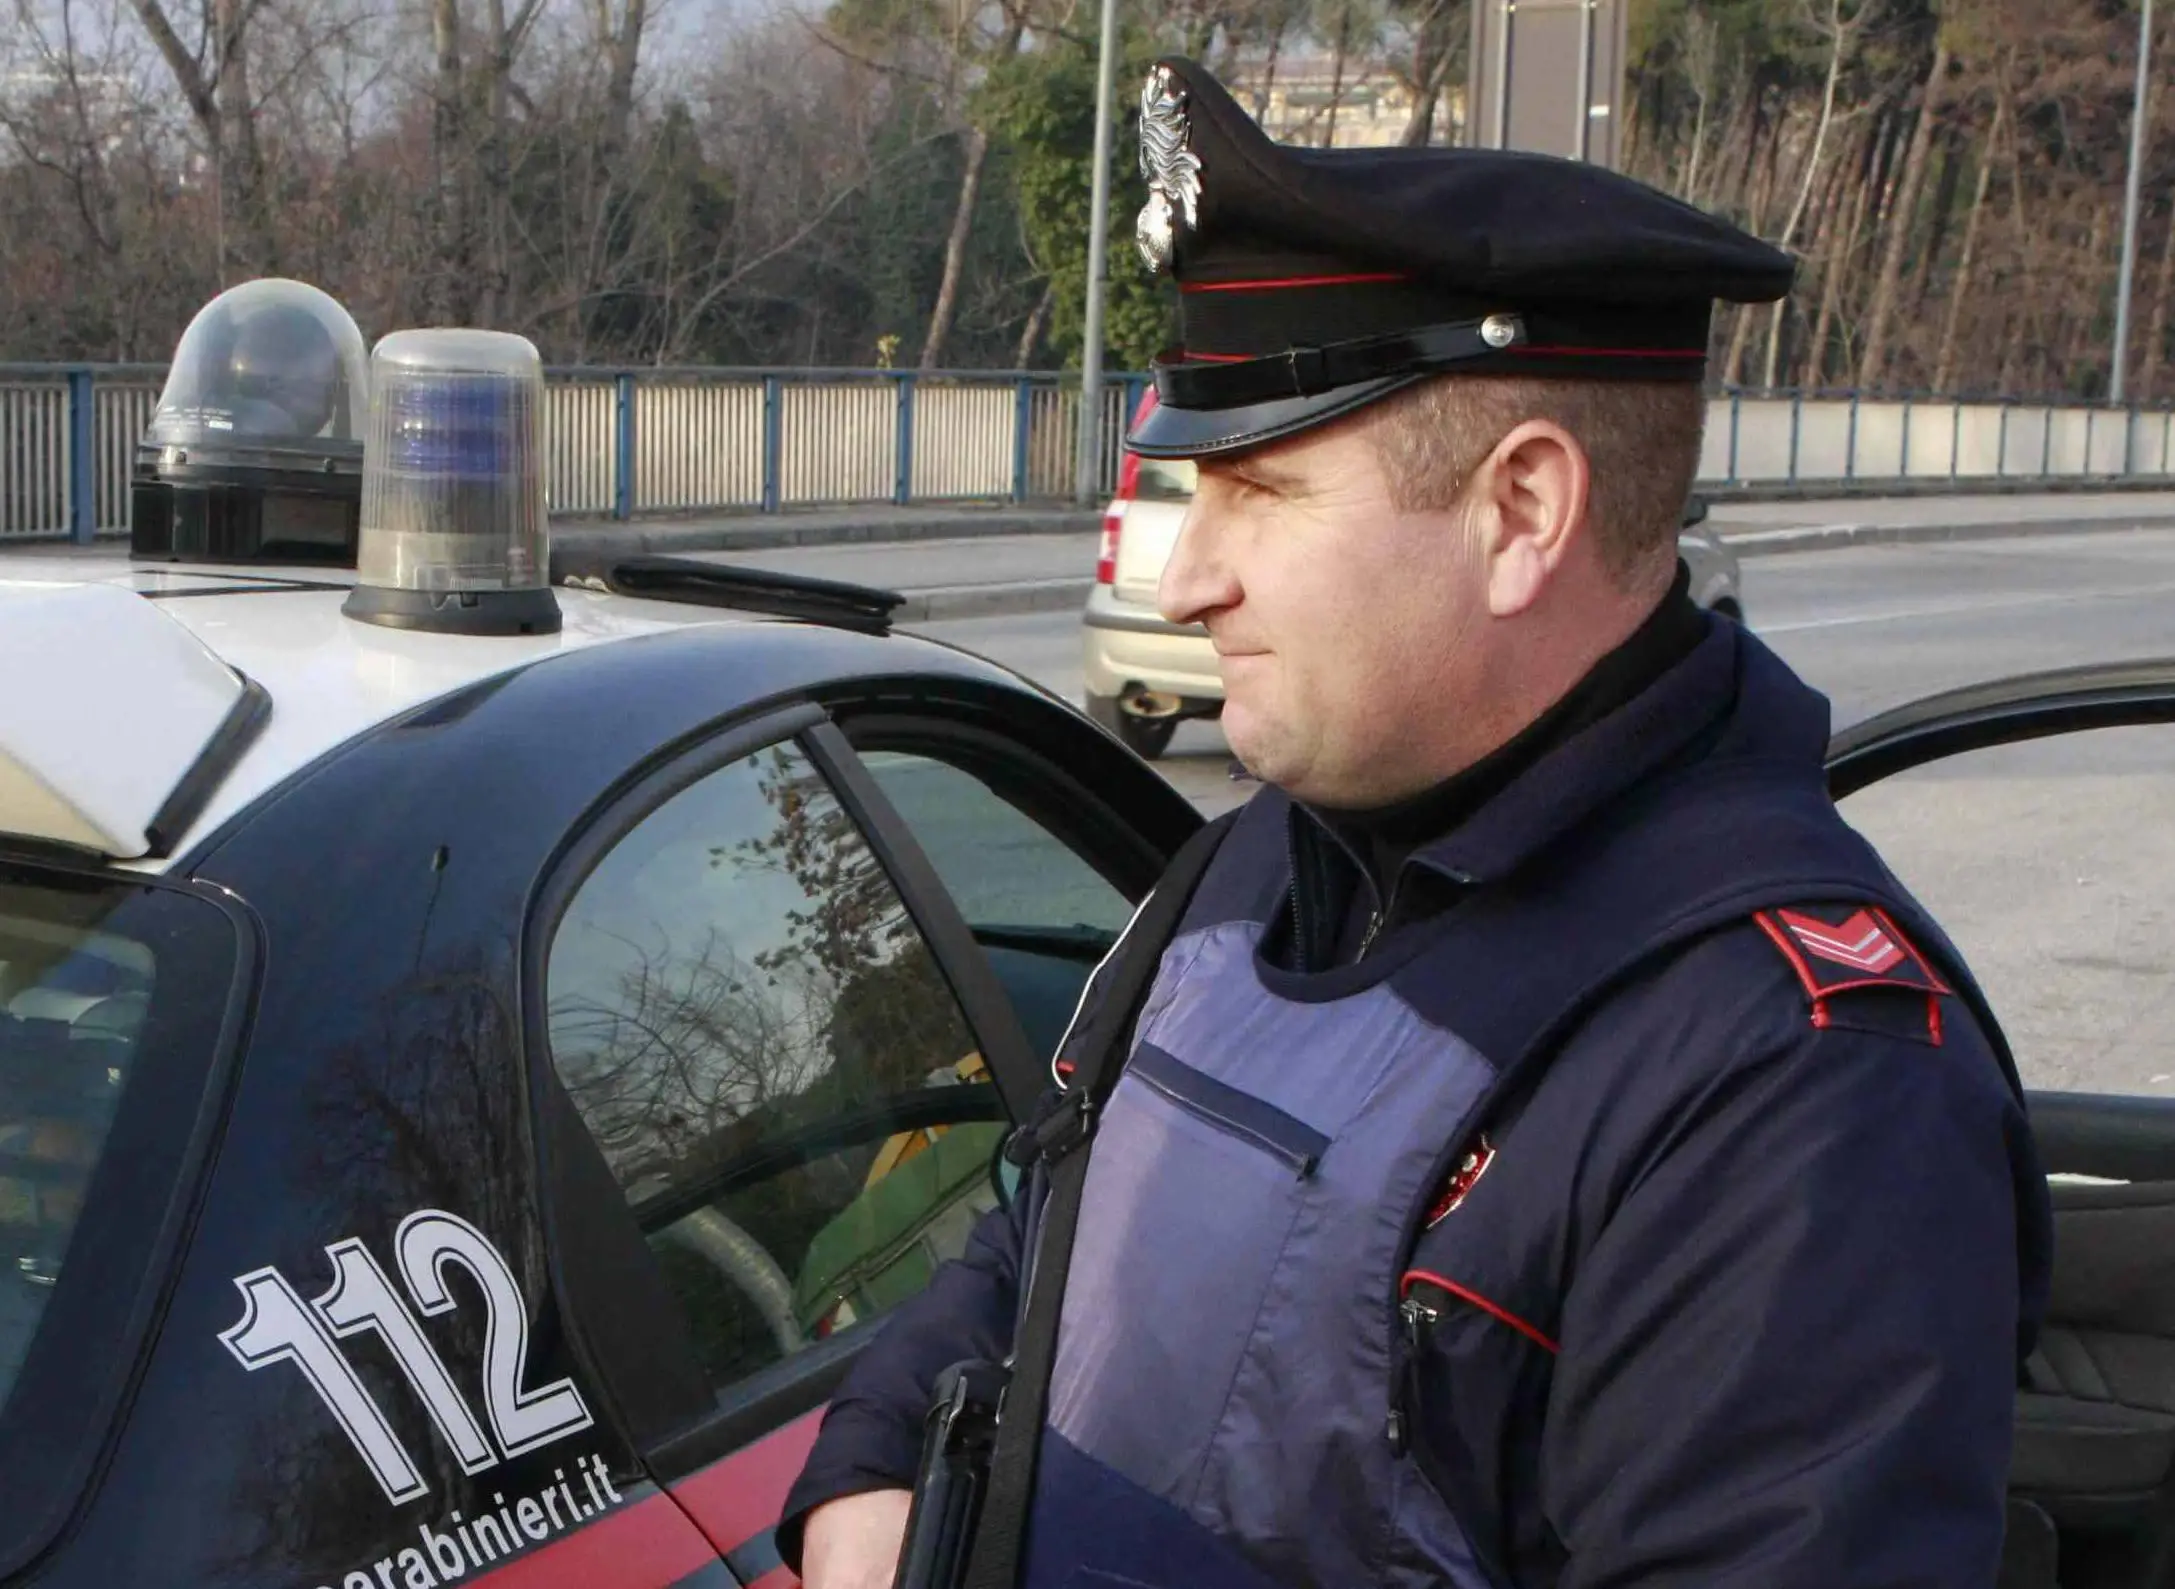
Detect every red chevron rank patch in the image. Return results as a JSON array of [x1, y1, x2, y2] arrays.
[[1779, 908, 1904, 973], [1754, 904, 1953, 1042]]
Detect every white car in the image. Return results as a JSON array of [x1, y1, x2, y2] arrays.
[[1082, 388, 1746, 760]]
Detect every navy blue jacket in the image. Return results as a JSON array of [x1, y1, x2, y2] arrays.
[[781, 619, 2051, 1586]]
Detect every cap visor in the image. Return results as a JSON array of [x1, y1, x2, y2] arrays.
[[1126, 374, 1423, 459]]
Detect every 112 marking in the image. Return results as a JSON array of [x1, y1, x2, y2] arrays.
[[220, 1208, 593, 1504]]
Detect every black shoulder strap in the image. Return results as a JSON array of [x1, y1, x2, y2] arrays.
[[962, 809, 1238, 1589]]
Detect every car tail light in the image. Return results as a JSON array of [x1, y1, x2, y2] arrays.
[[1097, 499, 1127, 584], [1098, 389, 1153, 585]]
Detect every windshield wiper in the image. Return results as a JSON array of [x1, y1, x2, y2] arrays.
[[552, 553, 904, 636], [968, 923, 1119, 959]]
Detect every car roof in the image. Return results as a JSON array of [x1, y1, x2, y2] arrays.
[[0, 553, 831, 873]]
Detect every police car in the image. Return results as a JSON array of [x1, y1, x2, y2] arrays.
[[1, 279, 2171, 1589], [0, 282, 1197, 1589]]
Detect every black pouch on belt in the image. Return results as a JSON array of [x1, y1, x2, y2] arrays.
[[894, 1359, 1009, 1589]]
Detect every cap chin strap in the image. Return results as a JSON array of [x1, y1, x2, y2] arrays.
[[1156, 314, 1524, 408]]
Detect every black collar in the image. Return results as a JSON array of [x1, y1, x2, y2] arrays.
[[1305, 560, 1709, 887]]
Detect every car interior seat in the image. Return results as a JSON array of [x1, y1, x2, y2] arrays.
[[2010, 1179, 2175, 1588]]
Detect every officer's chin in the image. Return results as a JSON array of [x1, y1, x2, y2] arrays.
[[1218, 694, 1299, 793]]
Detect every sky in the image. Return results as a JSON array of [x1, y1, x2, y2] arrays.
[[5, 0, 804, 98]]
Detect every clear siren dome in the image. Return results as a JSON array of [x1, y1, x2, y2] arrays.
[[131, 278, 373, 565], [343, 328, 561, 636], [146, 278, 369, 460]]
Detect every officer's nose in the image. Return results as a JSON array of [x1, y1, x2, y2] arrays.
[[1159, 486, 1242, 628]]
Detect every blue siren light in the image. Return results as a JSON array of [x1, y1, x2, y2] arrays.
[[343, 328, 561, 636]]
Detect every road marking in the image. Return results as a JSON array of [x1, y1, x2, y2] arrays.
[[1727, 517, 2175, 544], [1758, 577, 2175, 635]]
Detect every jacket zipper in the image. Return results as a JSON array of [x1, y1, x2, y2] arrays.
[[1388, 1288, 1440, 1455], [1386, 1126, 1480, 1453], [1131, 1064, 1321, 1177], [1286, 824, 1309, 972], [1292, 817, 1396, 966], [1353, 838, 1398, 962]]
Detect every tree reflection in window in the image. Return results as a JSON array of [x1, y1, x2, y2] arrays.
[[545, 741, 999, 1390]]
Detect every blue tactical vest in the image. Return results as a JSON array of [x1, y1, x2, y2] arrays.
[[1016, 625, 2020, 1589]]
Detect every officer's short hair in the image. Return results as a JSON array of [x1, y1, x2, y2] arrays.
[[1370, 378, 1706, 585]]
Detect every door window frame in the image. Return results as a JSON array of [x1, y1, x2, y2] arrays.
[[829, 706, 1192, 908], [1826, 660, 2175, 799], [0, 857, 260, 1582], [522, 702, 1068, 1476], [1826, 657, 2175, 1176]]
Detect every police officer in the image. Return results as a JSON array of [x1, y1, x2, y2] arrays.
[[781, 57, 2052, 1589]]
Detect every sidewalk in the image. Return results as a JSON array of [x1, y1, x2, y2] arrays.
[[1709, 489, 2175, 552], [670, 533, 1103, 622], [550, 503, 1098, 558]]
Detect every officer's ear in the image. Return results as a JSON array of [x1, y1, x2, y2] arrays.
[[1469, 418, 1592, 619]]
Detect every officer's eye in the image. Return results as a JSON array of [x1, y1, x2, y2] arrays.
[[1207, 467, 1279, 504]]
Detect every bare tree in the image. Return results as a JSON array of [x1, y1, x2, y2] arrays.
[[1677, 4, 1724, 203], [1321, 0, 1357, 147], [1994, 58, 2033, 392], [1395, 0, 1462, 146], [131, 0, 280, 277], [1720, 100, 1783, 385], [1760, 0, 1869, 390], [596, 0, 649, 169], [1859, 37, 1952, 389], [420, 0, 546, 326], [480, 0, 548, 324], [1800, 117, 1876, 386], [629, 22, 952, 364], [921, 3, 1031, 370], [922, 124, 991, 368], [429, 0, 475, 323], [2141, 207, 2175, 399], [1013, 280, 1055, 365], [1935, 75, 2007, 393]]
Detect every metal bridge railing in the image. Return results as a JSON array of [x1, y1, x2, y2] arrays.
[[1702, 390, 2175, 488], [5, 365, 2173, 544]]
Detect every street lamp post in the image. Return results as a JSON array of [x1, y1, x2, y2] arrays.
[[1073, 0, 1123, 505], [2112, 0, 2155, 407]]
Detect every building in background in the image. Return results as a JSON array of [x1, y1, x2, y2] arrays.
[[1224, 55, 1465, 149]]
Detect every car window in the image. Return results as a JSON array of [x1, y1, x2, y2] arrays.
[[855, 748, 1135, 1062], [1838, 724, 2175, 1096], [857, 750, 1133, 943], [544, 740, 1006, 1395], [0, 868, 240, 1570]]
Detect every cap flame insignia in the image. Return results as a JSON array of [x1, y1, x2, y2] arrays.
[[1136, 65, 1203, 274]]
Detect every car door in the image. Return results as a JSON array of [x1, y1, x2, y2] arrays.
[[525, 683, 1199, 1584], [1825, 660, 2175, 1589]]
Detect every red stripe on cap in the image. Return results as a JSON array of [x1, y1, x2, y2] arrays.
[[746, 1569, 800, 1589], [471, 1491, 718, 1589], [669, 1409, 824, 1558], [1402, 1269, 1559, 1354], [1181, 271, 1412, 293], [1175, 343, 1704, 370], [1509, 345, 1706, 360]]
